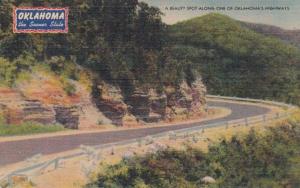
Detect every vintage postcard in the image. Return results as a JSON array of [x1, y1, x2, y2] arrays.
[[0, 0, 299, 187]]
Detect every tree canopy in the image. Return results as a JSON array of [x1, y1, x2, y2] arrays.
[[169, 13, 300, 105], [1, 0, 196, 98]]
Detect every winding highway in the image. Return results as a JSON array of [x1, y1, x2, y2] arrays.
[[0, 100, 270, 166]]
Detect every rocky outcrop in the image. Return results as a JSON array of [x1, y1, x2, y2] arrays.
[[149, 89, 167, 117], [54, 106, 79, 129], [0, 104, 6, 117], [96, 100, 127, 125], [190, 78, 207, 112], [19, 100, 56, 125], [2, 101, 56, 125], [94, 82, 130, 126], [126, 91, 165, 123], [125, 78, 206, 123], [0, 88, 56, 125], [0, 87, 79, 128], [165, 78, 207, 119], [0, 77, 207, 128], [127, 92, 150, 121]]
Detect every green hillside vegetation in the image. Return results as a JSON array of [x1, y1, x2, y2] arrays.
[[169, 13, 300, 105], [87, 118, 300, 188], [0, 0, 199, 98]]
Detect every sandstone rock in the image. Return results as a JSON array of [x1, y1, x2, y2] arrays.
[[4, 100, 57, 125], [21, 100, 56, 124], [122, 114, 139, 127], [0, 88, 57, 125], [147, 112, 163, 123], [96, 99, 127, 126], [95, 82, 128, 126], [78, 102, 112, 129], [0, 76, 207, 128], [71, 81, 112, 129], [190, 78, 207, 112], [0, 88, 23, 104], [170, 79, 206, 110], [165, 85, 190, 109], [126, 91, 150, 121], [164, 78, 207, 119], [0, 104, 6, 119], [126, 90, 167, 123], [5, 108, 24, 125], [98, 82, 124, 101], [201, 176, 216, 184], [166, 81, 194, 109], [149, 89, 167, 118], [54, 106, 80, 129], [17, 72, 81, 106]]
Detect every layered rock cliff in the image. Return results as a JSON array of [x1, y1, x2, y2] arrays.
[[0, 75, 207, 129]]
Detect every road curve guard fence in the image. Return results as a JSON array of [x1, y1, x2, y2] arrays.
[[0, 95, 298, 187]]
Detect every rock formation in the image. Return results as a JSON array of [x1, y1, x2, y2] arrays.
[[124, 78, 206, 123], [0, 77, 207, 128], [0, 87, 78, 128], [53, 106, 79, 129], [94, 82, 133, 126], [165, 78, 207, 120]]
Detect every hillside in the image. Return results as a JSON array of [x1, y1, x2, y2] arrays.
[[169, 13, 300, 105], [240, 21, 300, 48], [0, 1, 207, 130]]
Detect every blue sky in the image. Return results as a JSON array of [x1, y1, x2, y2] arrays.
[[142, 0, 300, 30]]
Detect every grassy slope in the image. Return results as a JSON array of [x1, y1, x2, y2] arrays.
[[0, 101, 65, 136], [0, 122, 65, 136]]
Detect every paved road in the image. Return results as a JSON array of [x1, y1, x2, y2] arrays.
[[0, 100, 270, 166]]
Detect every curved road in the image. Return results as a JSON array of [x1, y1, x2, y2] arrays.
[[0, 100, 270, 166]]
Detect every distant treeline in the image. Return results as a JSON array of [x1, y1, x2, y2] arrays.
[[169, 13, 300, 105]]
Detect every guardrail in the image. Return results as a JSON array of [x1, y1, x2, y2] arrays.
[[0, 95, 298, 187], [206, 95, 295, 108]]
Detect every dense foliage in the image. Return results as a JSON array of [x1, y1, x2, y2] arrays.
[[87, 120, 300, 188], [169, 13, 300, 105], [1, 2, 299, 104], [0, 0, 198, 98]]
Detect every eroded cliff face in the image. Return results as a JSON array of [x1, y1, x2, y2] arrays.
[[121, 78, 207, 123], [0, 76, 207, 129], [0, 88, 56, 125], [93, 82, 137, 126], [164, 78, 207, 121]]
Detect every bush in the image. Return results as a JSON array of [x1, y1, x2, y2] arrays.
[[0, 57, 17, 86], [60, 76, 77, 96], [0, 53, 37, 87], [87, 119, 300, 188]]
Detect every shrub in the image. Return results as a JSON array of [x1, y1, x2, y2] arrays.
[[60, 76, 77, 96], [0, 53, 37, 87], [87, 119, 300, 188], [0, 57, 17, 86]]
